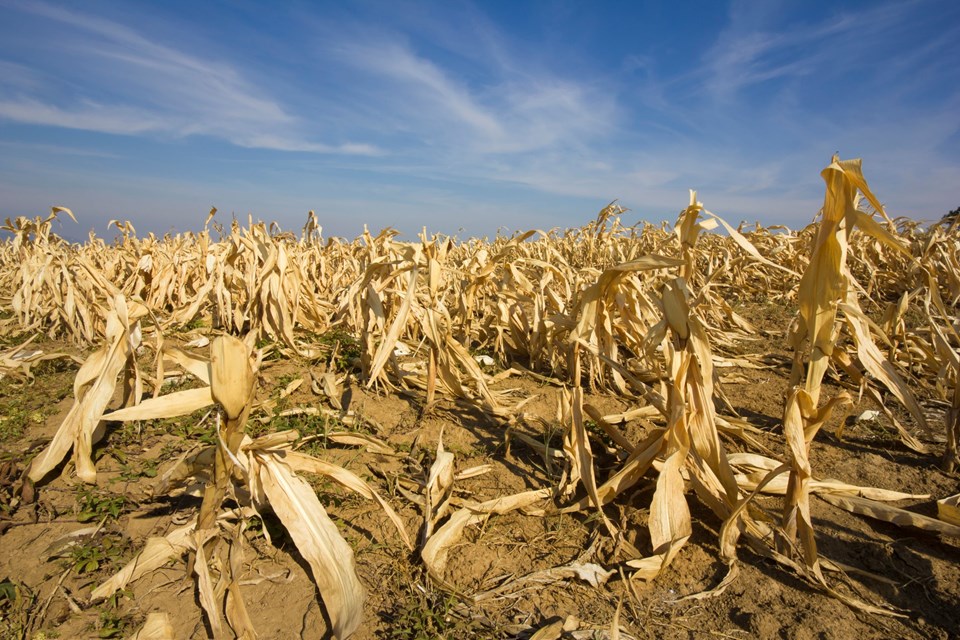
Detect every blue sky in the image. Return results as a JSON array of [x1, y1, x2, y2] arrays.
[[0, 0, 958, 240]]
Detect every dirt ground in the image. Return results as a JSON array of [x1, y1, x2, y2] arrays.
[[0, 302, 958, 640]]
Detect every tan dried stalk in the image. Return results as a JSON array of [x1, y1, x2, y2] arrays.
[[6, 161, 960, 628], [26, 294, 146, 484]]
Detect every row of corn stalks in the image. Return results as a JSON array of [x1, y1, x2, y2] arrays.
[[1, 157, 958, 638]]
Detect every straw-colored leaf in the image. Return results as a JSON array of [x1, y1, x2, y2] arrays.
[[210, 335, 255, 420], [93, 523, 197, 601], [103, 386, 214, 421], [422, 488, 550, 581], [938, 493, 960, 527], [839, 301, 930, 435], [423, 432, 455, 540], [819, 493, 960, 537], [125, 612, 174, 640], [255, 451, 365, 639], [163, 347, 212, 385], [28, 296, 141, 483], [282, 450, 413, 550], [225, 527, 258, 640], [192, 528, 225, 639], [366, 267, 417, 386]]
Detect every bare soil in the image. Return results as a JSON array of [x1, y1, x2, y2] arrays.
[[1, 304, 958, 640]]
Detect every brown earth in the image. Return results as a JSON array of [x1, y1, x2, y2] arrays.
[[0, 303, 958, 640]]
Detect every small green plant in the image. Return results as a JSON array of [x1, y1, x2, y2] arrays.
[[0, 364, 73, 447], [0, 578, 34, 640], [97, 610, 126, 639], [139, 457, 159, 478], [32, 356, 78, 379], [68, 540, 107, 574], [387, 586, 477, 640], [56, 533, 128, 575], [176, 316, 206, 332], [76, 489, 127, 522], [242, 513, 292, 548], [0, 579, 17, 603], [0, 408, 29, 443], [318, 328, 362, 372], [114, 456, 158, 483], [173, 412, 218, 446], [244, 515, 266, 541], [157, 440, 180, 459], [275, 373, 298, 389], [261, 412, 342, 455], [95, 589, 134, 638], [583, 419, 616, 450], [442, 439, 478, 458]]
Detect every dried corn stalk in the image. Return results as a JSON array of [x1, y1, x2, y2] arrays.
[[5, 157, 960, 628], [92, 337, 408, 639], [27, 294, 146, 483]]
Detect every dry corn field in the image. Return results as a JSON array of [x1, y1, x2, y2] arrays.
[[0, 157, 958, 639]]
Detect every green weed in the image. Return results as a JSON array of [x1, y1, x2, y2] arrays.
[[317, 328, 362, 372], [95, 589, 134, 638], [76, 489, 127, 522], [0, 578, 34, 640], [386, 585, 479, 640], [66, 534, 127, 575]]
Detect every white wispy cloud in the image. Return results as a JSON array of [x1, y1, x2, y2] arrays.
[[0, 1, 378, 154], [231, 135, 382, 156], [0, 60, 45, 92], [345, 40, 504, 139], [700, 1, 906, 101], [0, 140, 121, 158], [328, 30, 617, 157], [0, 98, 166, 135]]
